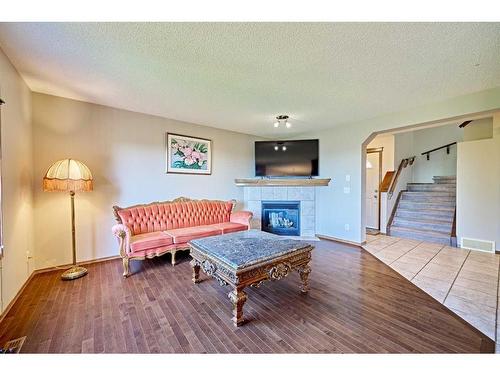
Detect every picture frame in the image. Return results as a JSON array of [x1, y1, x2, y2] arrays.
[[165, 133, 212, 175]]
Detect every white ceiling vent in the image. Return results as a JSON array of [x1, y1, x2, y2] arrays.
[[460, 237, 495, 253]]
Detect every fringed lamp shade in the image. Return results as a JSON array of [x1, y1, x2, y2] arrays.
[[43, 159, 93, 192]]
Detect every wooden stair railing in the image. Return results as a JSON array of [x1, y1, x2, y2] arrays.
[[388, 156, 415, 199], [451, 208, 457, 247], [386, 190, 404, 236], [421, 142, 457, 161], [380, 171, 395, 193]]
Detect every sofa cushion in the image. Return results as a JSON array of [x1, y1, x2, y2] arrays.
[[209, 222, 248, 234], [130, 231, 173, 252], [164, 225, 222, 244]]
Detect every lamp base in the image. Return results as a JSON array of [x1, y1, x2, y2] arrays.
[[61, 265, 88, 280]]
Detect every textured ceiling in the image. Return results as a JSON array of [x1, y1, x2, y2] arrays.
[[0, 23, 499, 137]]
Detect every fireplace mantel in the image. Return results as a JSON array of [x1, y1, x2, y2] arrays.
[[235, 178, 331, 187]]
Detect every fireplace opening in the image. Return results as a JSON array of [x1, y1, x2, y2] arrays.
[[261, 201, 300, 236]]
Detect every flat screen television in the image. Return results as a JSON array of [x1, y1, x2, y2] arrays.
[[255, 139, 319, 177]]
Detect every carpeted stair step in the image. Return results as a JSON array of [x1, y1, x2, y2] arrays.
[[407, 183, 456, 192], [392, 217, 452, 232], [398, 200, 455, 210], [395, 208, 455, 221], [389, 226, 451, 245], [433, 176, 456, 184], [388, 175, 456, 245], [401, 191, 456, 202]]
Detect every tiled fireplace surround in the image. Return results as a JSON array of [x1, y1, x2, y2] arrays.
[[243, 186, 316, 237]]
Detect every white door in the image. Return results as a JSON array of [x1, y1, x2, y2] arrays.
[[366, 152, 380, 229]]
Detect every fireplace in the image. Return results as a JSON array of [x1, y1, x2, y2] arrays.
[[261, 201, 300, 236]]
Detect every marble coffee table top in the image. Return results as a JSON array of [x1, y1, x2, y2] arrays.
[[189, 229, 312, 270]]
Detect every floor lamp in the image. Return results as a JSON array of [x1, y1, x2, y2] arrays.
[[43, 159, 93, 280]]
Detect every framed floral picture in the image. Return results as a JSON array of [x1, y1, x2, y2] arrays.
[[166, 133, 212, 175]]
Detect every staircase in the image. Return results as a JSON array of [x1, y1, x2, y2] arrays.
[[388, 176, 456, 245]]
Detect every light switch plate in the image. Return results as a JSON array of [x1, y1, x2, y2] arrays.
[[343, 187, 350, 194], [345, 174, 351, 182]]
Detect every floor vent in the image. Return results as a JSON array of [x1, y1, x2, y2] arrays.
[[1, 336, 26, 353], [461, 237, 495, 253]]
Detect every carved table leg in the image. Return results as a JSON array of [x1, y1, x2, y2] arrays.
[[298, 264, 311, 294], [190, 259, 201, 284], [228, 288, 247, 327]]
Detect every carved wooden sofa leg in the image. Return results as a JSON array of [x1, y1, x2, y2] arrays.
[[112, 224, 132, 278], [122, 257, 130, 278], [171, 251, 177, 266]]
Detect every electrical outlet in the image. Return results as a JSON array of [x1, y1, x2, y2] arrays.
[[344, 224, 350, 231], [343, 187, 350, 194]]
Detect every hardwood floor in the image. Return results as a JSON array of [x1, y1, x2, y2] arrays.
[[0, 240, 494, 353]]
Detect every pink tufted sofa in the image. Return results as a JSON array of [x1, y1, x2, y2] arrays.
[[112, 197, 253, 277]]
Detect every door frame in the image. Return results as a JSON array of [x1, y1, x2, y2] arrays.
[[366, 147, 383, 231]]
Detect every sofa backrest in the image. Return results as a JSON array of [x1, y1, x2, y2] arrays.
[[114, 198, 234, 235]]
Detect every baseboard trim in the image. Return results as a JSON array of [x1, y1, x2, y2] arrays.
[[0, 254, 120, 325], [316, 234, 365, 247], [34, 254, 121, 274]]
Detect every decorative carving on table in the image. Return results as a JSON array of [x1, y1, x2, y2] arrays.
[[216, 265, 239, 284], [250, 280, 265, 288], [268, 262, 292, 280], [202, 261, 229, 286], [201, 259, 217, 276], [214, 276, 228, 286]]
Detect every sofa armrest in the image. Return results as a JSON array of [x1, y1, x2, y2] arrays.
[[230, 210, 253, 228], [112, 224, 132, 257]]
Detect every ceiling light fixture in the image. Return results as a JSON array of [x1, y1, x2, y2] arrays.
[[274, 142, 287, 152], [273, 115, 291, 129]]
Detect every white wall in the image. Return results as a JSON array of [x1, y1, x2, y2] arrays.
[[412, 124, 463, 182], [463, 117, 493, 141], [297, 87, 500, 244], [0, 48, 34, 313], [367, 134, 395, 177], [32, 93, 260, 269], [457, 137, 500, 251]]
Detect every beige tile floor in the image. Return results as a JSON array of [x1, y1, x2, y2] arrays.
[[364, 234, 500, 352]]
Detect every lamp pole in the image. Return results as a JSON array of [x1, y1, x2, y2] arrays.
[[70, 190, 76, 266], [61, 190, 88, 280]]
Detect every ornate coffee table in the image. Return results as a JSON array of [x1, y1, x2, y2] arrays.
[[189, 230, 314, 326]]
